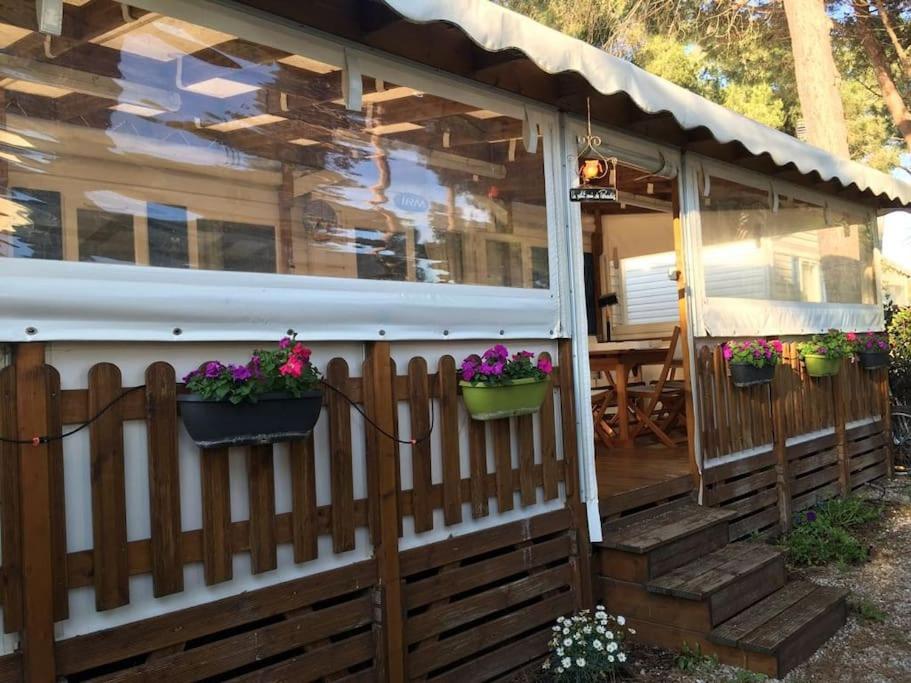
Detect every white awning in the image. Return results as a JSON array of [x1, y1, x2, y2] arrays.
[[383, 0, 911, 208]]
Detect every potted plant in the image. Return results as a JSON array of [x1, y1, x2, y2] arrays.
[[849, 331, 890, 370], [796, 330, 852, 378], [179, 335, 322, 448], [459, 345, 552, 420], [723, 338, 783, 387]]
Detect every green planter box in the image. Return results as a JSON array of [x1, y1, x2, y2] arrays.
[[803, 354, 842, 378], [459, 377, 550, 421]]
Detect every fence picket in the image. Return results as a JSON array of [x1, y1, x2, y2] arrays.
[[248, 444, 277, 573], [408, 358, 433, 533], [327, 359, 355, 552], [145, 362, 183, 597], [201, 448, 232, 585], [88, 363, 129, 610], [437, 356, 462, 526]]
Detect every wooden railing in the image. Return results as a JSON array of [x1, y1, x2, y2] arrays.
[[698, 337, 893, 540], [0, 340, 592, 682]]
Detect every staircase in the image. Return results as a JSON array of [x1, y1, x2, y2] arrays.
[[594, 501, 847, 678]]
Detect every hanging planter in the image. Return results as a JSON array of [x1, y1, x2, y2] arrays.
[[179, 335, 322, 448], [723, 338, 782, 388], [459, 345, 552, 421], [802, 354, 843, 378], [797, 330, 852, 379], [178, 391, 322, 448], [848, 331, 890, 371]]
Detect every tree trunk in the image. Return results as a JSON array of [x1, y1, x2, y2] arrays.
[[854, 1, 911, 151], [872, 0, 911, 80], [782, 0, 851, 158]]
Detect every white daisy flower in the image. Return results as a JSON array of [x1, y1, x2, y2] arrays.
[[617, 615, 626, 626], [556, 667, 564, 674], [617, 652, 627, 663], [556, 647, 564, 656], [542, 659, 550, 669], [607, 641, 618, 653], [593, 640, 603, 651], [608, 655, 615, 663], [561, 656, 571, 669], [563, 637, 572, 647], [605, 630, 615, 639], [576, 657, 586, 667], [629, 628, 636, 635]]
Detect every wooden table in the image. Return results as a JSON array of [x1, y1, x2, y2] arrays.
[[589, 347, 670, 446]]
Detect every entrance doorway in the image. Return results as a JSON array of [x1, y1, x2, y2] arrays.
[[579, 163, 695, 515]]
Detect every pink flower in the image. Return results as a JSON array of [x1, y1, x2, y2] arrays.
[[537, 357, 553, 374], [485, 344, 509, 361], [279, 337, 291, 349], [846, 332, 857, 342], [280, 356, 303, 378], [722, 344, 734, 361], [772, 340, 783, 353], [292, 342, 311, 364], [513, 350, 534, 361]]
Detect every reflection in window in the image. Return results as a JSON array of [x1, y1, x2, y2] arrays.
[[147, 203, 188, 268], [77, 209, 135, 264], [0, 4, 549, 289], [1, 188, 62, 260], [197, 220, 276, 273], [700, 178, 875, 305]]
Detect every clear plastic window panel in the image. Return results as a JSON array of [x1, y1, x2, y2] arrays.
[[0, 5, 549, 289], [700, 177, 876, 305]]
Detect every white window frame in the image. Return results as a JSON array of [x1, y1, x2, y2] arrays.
[[686, 154, 884, 338], [0, 0, 566, 342]]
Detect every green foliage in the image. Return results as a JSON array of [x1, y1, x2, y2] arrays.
[[781, 497, 882, 567], [888, 306, 911, 404], [796, 329, 853, 360], [721, 82, 787, 130], [848, 596, 887, 623], [674, 642, 718, 673], [725, 671, 768, 683], [183, 335, 321, 404]]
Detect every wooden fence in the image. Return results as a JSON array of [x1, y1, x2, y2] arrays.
[[698, 338, 893, 540], [0, 340, 592, 682]]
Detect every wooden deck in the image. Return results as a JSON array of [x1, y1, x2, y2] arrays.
[[596, 445, 695, 517]]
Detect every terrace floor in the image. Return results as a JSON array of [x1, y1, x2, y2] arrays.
[[596, 445, 695, 517]]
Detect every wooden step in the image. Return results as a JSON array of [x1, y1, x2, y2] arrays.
[[596, 503, 736, 582], [646, 542, 786, 625], [599, 503, 736, 553], [710, 581, 848, 677]]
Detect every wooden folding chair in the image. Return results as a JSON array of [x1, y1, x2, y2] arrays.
[[626, 327, 685, 448], [591, 370, 618, 447]]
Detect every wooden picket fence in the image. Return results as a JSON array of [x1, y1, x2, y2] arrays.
[[0, 341, 592, 682], [698, 337, 893, 540]]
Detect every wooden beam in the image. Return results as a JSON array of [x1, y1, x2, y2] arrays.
[[14, 343, 56, 682], [364, 341, 405, 682]]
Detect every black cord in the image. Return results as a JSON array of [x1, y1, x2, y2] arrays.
[[0, 384, 147, 446], [319, 378, 435, 445], [0, 380, 433, 447]]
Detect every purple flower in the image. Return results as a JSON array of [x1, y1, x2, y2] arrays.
[[817, 346, 827, 355], [537, 357, 553, 374], [461, 360, 477, 381], [513, 350, 534, 361], [806, 510, 817, 523], [722, 344, 734, 361], [480, 361, 504, 376], [753, 349, 762, 358], [232, 365, 253, 382], [182, 369, 199, 383], [485, 344, 509, 361], [204, 361, 224, 378], [279, 337, 291, 350]]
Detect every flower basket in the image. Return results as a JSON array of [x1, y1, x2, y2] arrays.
[[804, 354, 842, 377], [729, 362, 776, 387], [178, 391, 322, 448], [857, 350, 890, 370], [723, 338, 782, 388], [458, 345, 554, 421], [459, 377, 550, 421]]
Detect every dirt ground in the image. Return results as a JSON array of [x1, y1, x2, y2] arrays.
[[630, 478, 911, 683]]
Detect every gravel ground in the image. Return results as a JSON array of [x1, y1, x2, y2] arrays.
[[630, 479, 911, 683]]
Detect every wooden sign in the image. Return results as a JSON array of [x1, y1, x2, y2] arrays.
[[569, 186, 618, 202]]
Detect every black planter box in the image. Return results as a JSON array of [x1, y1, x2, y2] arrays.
[[857, 351, 890, 370], [729, 363, 776, 388], [177, 391, 322, 448]]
